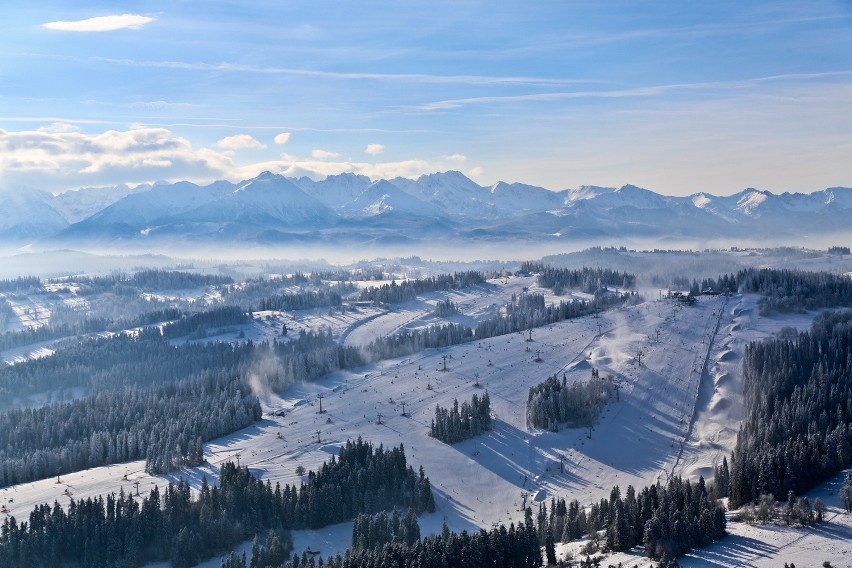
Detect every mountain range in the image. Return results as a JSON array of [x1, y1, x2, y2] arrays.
[[1, 171, 849, 248]]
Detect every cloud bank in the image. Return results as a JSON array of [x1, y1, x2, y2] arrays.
[[0, 126, 472, 191], [0, 126, 230, 190]]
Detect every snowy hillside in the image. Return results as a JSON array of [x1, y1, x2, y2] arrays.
[[2, 171, 849, 247], [50, 184, 146, 223], [0, 187, 68, 239], [1, 257, 850, 567]]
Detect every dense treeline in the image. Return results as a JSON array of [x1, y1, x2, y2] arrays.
[[429, 393, 492, 444], [219, 274, 356, 311], [365, 322, 473, 360], [0, 276, 42, 293], [283, 439, 436, 528], [365, 290, 636, 361], [537, 267, 635, 294], [696, 268, 852, 314], [0, 464, 284, 568], [351, 509, 421, 551], [0, 371, 260, 483], [146, 305, 249, 340], [68, 270, 232, 296], [129, 269, 233, 290], [235, 476, 724, 568], [431, 298, 459, 317], [0, 440, 435, 568], [357, 271, 485, 304], [1, 327, 363, 402], [0, 305, 181, 351], [527, 372, 611, 431], [218, 273, 306, 308], [727, 310, 852, 508], [243, 521, 542, 568], [532, 477, 725, 562], [0, 331, 365, 483], [0, 298, 13, 332], [475, 291, 635, 340], [0, 334, 254, 398], [257, 289, 342, 312], [0, 315, 108, 352]]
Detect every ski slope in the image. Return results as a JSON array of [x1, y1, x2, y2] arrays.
[[0, 293, 724, 557], [1, 286, 843, 566]]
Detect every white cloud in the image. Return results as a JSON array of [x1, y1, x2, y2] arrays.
[[0, 126, 231, 190], [365, 143, 385, 155], [311, 149, 341, 159], [445, 153, 467, 162], [234, 157, 431, 182], [42, 14, 155, 32], [38, 123, 80, 134], [468, 166, 485, 178], [274, 132, 291, 145], [216, 134, 266, 150]]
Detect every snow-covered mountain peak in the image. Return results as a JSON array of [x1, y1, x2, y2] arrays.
[[389, 171, 491, 218], [9, 174, 852, 246], [822, 187, 852, 208], [344, 179, 443, 218], [692, 193, 713, 208], [610, 184, 670, 208], [736, 188, 770, 216], [416, 170, 477, 186]]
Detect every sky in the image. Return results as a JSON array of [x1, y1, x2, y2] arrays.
[[0, 1, 850, 196]]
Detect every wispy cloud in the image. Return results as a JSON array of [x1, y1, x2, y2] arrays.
[[37, 123, 80, 134], [234, 157, 431, 182], [311, 149, 340, 159], [216, 134, 266, 150], [365, 143, 384, 155], [42, 14, 154, 32], [129, 100, 199, 110], [274, 132, 291, 145], [86, 56, 594, 87], [414, 70, 852, 111]]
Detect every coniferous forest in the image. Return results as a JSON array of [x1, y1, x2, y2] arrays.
[[221, 475, 725, 568], [527, 371, 611, 431], [429, 393, 492, 443], [727, 310, 852, 508], [0, 330, 365, 485], [0, 439, 435, 568]]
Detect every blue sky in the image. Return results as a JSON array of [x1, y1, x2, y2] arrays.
[[0, 1, 850, 195]]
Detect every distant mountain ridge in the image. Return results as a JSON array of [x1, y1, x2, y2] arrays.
[[0, 171, 849, 246]]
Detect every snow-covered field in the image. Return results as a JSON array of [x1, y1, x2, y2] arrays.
[[1, 276, 849, 567], [0, 293, 724, 558]]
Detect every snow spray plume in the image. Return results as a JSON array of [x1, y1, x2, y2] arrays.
[[245, 344, 281, 404], [595, 310, 642, 367]]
